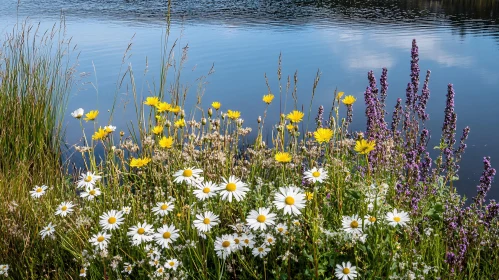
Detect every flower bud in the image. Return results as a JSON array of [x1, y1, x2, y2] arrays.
[[257, 116, 262, 123]]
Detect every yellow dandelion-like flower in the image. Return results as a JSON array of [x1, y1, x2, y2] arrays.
[[286, 110, 304, 123], [174, 119, 185, 128], [342, 95, 356, 106], [130, 157, 151, 168], [336, 91, 345, 100], [84, 110, 99, 122], [156, 102, 171, 113], [92, 127, 108, 140], [305, 192, 314, 201], [169, 106, 181, 114], [275, 152, 292, 163], [286, 124, 295, 132], [227, 110, 241, 120], [159, 136, 174, 149], [314, 128, 334, 143], [144, 97, 160, 107], [212, 102, 221, 110], [355, 139, 376, 154], [262, 94, 274, 104], [152, 125, 163, 135]]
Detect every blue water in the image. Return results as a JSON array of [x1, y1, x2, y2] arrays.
[[1, 0, 498, 199]]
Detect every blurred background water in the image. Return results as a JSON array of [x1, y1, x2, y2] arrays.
[[1, 0, 498, 199]]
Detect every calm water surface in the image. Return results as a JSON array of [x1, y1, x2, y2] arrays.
[[1, 0, 498, 199]]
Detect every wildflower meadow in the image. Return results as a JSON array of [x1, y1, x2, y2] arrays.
[[0, 20, 498, 280]]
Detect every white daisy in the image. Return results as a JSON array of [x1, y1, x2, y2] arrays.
[[165, 259, 180, 270], [128, 222, 154, 245], [39, 222, 55, 239], [341, 215, 363, 234], [385, 209, 410, 227], [334, 261, 358, 280], [173, 167, 203, 185], [303, 167, 328, 183], [364, 215, 377, 226], [122, 262, 133, 274], [193, 180, 221, 201], [122, 206, 132, 214], [149, 256, 161, 267], [55, 201, 75, 217], [104, 125, 116, 132], [77, 171, 102, 189], [89, 232, 111, 250], [80, 186, 101, 200], [151, 200, 175, 217], [241, 233, 255, 248], [154, 265, 166, 277], [252, 244, 271, 258], [71, 108, 84, 119], [214, 234, 234, 259], [79, 267, 87, 277], [0, 264, 9, 276], [153, 224, 180, 248], [193, 211, 219, 232], [273, 186, 306, 216], [99, 210, 125, 230], [232, 234, 244, 251], [264, 234, 276, 246], [219, 176, 249, 202], [30, 185, 48, 199], [275, 223, 288, 235], [246, 207, 276, 231], [144, 244, 161, 258]]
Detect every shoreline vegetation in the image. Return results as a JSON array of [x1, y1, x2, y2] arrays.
[[1, 16, 498, 280]]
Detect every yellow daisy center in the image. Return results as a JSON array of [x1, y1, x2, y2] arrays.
[[350, 220, 359, 228], [258, 247, 264, 252], [312, 171, 321, 177], [257, 215, 266, 223], [160, 204, 168, 210], [226, 183, 237, 192], [80, 268, 85, 274], [278, 227, 284, 232], [127, 266, 132, 271], [137, 228, 145, 234], [203, 187, 211, 194], [108, 217, 116, 224], [343, 268, 350, 274], [89, 190, 96, 195], [203, 218, 211, 224], [84, 176, 92, 182], [61, 206, 68, 211], [234, 238, 240, 244], [244, 239, 250, 244], [97, 236, 105, 242], [394, 216, 401, 222], [369, 216, 376, 223], [285, 196, 295, 205], [169, 261, 175, 267], [183, 169, 193, 177], [267, 238, 273, 243], [163, 232, 171, 239], [36, 187, 43, 193], [222, 241, 231, 248]]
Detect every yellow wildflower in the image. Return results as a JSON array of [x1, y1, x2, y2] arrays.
[[130, 157, 151, 168], [92, 127, 108, 140], [262, 94, 274, 104], [227, 110, 241, 120], [169, 106, 181, 114], [342, 95, 356, 106], [84, 110, 99, 122], [212, 102, 221, 110], [305, 192, 314, 201], [286, 110, 304, 123], [355, 139, 376, 154], [152, 125, 163, 135], [336, 91, 345, 100], [286, 124, 295, 132], [275, 152, 292, 163], [159, 136, 174, 149], [314, 128, 334, 143], [144, 96, 160, 107], [156, 102, 171, 113], [174, 119, 185, 128]]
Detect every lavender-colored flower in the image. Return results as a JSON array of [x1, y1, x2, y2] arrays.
[[410, 39, 420, 98], [315, 105, 324, 129], [472, 157, 496, 206]]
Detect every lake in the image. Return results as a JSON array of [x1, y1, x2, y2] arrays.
[[1, 0, 498, 200]]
